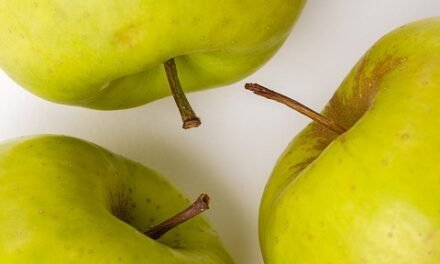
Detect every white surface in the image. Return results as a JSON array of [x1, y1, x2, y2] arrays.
[[0, 1, 439, 263]]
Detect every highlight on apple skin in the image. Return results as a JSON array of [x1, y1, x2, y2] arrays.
[[0, 1, 306, 110], [257, 17, 440, 263], [0, 135, 234, 264]]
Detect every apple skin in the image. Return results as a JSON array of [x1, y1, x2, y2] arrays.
[[260, 17, 440, 263], [0, 135, 233, 263], [0, 0, 305, 109]]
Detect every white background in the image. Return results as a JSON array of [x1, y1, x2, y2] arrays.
[[0, 1, 439, 263]]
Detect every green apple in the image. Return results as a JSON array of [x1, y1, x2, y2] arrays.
[[252, 17, 440, 263], [0, 135, 233, 263], [0, 1, 306, 127]]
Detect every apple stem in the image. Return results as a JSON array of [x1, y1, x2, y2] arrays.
[[164, 58, 201, 129], [245, 83, 347, 134], [144, 193, 210, 240]]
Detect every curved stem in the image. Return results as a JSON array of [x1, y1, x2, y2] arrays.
[[245, 83, 347, 134], [144, 193, 210, 240], [164, 58, 201, 129]]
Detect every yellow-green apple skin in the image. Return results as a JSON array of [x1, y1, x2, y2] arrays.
[[260, 17, 440, 263], [0, 135, 233, 263], [0, 0, 305, 109]]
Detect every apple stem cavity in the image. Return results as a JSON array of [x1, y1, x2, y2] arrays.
[[144, 193, 210, 240], [164, 58, 201, 129], [245, 83, 347, 134]]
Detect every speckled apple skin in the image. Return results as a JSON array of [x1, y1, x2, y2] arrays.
[[260, 17, 440, 264], [0, 0, 305, 109], [0, 135, 234, 263]]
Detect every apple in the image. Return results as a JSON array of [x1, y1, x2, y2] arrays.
[[0, 0, 306, 128], [0, 135, 233, 263], [248, 17, 440, 263]]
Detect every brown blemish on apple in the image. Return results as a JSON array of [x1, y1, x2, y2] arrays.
[[307, 54, 406, 151], [288, 156, 316, 175], [324, 55, 406, 130], [286, 55, 407, 182], [400, 133, 410, 141], [339, 136, 347, 144], [114, 24, 142, 47], [110, 192, 132, 224], [284, 124, 336, 180]]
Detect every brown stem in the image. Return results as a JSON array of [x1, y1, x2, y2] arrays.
[[245, 83, 347, 134], [164, 58, 201, 129], [144, 193, 210, 240]]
